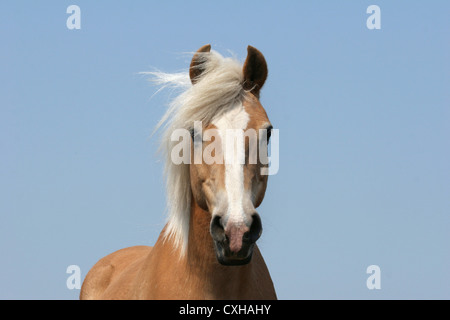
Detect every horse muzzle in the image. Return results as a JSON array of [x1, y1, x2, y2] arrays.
[[210, 213, 262, 266]]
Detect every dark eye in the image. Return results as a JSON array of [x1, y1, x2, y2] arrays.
[[190, 128, 204, 143], [266, 125, 273, 142]]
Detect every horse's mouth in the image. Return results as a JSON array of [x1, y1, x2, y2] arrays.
[[212, 237, 255, 266], [210, 214, 262, 266]]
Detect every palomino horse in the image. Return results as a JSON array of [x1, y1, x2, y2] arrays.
[[80, 45, 277, 299]]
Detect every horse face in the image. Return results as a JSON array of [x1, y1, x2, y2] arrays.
[[188, 44, 270, 266], [189, 95, 271, 266]]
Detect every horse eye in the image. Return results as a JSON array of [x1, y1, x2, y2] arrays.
[[190, 129, 204, 143], [266, 126, 273, 143]]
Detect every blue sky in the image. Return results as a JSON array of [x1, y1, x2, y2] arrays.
[[1, 1, 449, 299]]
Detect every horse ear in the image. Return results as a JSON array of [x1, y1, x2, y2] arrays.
[[189, 44, 211, 84], [243, 46, 268, 97]]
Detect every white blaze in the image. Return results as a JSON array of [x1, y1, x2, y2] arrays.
[[212, 104, 250, 227]]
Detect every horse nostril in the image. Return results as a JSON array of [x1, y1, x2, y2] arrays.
[[248, 213, 262, 243], [210, 215, 226, 242]]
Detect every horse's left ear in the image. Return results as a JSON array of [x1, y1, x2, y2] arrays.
[[243, 45, 268, 97]]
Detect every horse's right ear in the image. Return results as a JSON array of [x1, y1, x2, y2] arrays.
[[189, 44, 211, 84]]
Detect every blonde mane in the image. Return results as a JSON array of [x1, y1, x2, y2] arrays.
[[142, 50, 246, 256]]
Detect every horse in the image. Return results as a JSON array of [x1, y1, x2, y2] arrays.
[[80, 44, 277, 300]]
